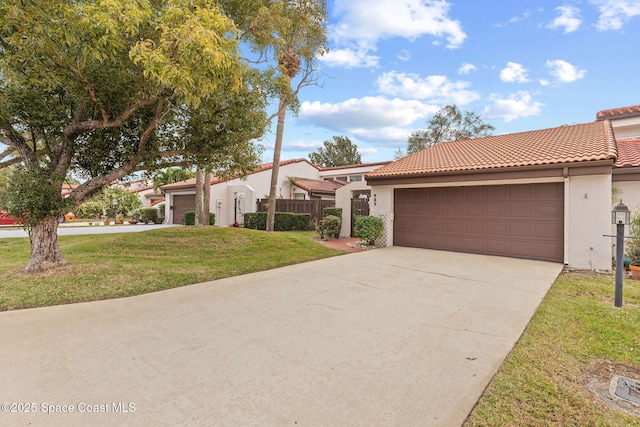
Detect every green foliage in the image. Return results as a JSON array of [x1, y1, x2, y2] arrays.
[[183, 211, 195, 226], [74, 187, 142, 218], [2, 166, 67, 229], [407, 104, 495, 155], [116, 213, 125, 224], [354, 216, 384, 245], [140, 208, 158, 224], [323, 207, 342, 219], [308, 136, 362, 167], [152, 168, 196, 191], [244, 212, 311, 231], [317, 215, 341, 240], [626, 211, 640, 266]]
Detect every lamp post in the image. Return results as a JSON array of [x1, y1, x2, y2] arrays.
[[112, 198, 118, 225], [612, 200, 630, 308]]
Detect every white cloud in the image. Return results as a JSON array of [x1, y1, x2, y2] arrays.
[[590, 0, 640, 30], [358, 147, 379, 156], [547, 6, 582, 33], [332, 0, 467, 47], [546, 59, 586, 83], [319, 46, 380, 69], [397, 50, 411, 62], [500, 62, 530, 83], [375, 71, 480, 105], [329, 0, 466, 70], [298, 96, 439, 144], [483, 92, 544, 122], [458, 63, 477, 75], [539, 79, 550, 86]]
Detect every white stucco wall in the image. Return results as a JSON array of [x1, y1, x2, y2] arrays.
[[613, 181, 640, 214], [565, 174, 611, 270], [369, 174, 612, 269], [335, 181, 369, 237]]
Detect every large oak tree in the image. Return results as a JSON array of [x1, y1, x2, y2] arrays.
[[0, 0, 269, 271]]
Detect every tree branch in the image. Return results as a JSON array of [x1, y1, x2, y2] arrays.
[[137, 96, 166, 155]]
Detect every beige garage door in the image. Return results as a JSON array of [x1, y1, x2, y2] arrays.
[[394, 183, 564, 262], [172, 194, 196, 225]]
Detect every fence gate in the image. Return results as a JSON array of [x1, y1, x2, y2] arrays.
[[351, 198, 370, 237]]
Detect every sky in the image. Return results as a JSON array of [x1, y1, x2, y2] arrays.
[[260, 0, 640, 164]]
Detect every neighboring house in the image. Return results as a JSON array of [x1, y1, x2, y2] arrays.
[[366, 120, 617, 270], [114, 178, 164, 208], [598, 105, 640, 213], [160, 159, 390, 226], [161, 159, 322, 226]]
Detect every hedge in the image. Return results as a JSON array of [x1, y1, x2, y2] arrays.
[[354, 215, 384, 245], [244, 212, 311, 231], [140, 208, 158, 224], [323, 207, 342, 219], [184, 211, 215, 226]]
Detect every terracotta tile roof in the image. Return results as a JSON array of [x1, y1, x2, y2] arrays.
[[367, 121, 617, 179], [293, 178, 347, 194], [596, 105, 640, 121], [160, 158, 316, 190], [615, 139, 640, 168]]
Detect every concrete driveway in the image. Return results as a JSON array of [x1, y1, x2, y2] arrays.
[[0, 247, 562, 426]]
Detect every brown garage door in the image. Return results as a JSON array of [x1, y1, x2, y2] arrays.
[[172, 194, 196, 225], [394, 183, 564, 262]]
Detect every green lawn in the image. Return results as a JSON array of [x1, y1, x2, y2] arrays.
[[464, 273, 640, 426], [0, 227, 343, 310]]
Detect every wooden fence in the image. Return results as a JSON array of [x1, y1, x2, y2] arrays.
[[255, 199, 335, 223]]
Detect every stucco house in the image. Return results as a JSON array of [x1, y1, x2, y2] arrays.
[[160, 159, 390, 226], [366, 120, 620, 270], [600, 105, 640, 213]]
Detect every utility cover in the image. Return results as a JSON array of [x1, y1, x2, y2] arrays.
[[615, 377, 640, 405]]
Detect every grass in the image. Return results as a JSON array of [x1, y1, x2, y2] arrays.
[[464, 272, 640, 426], [0, 227, 343, 310]]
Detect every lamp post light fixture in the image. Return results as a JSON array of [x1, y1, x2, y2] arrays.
[[612, 200, 630, 308], [112, 198, 118, 225]]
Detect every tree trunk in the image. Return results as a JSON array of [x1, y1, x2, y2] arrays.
[[25, 215, 66, 272], [195, 169, 204, 227], [267, 93, 288, 232], [202, 172, 212, 226]]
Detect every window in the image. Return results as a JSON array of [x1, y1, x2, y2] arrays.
[[349, 175, 362, 182]]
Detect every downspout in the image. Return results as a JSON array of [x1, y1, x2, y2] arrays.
[[563, 167, 570, 266]]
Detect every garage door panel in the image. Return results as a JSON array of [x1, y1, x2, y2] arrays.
[[465, 221, 484, 234], [394, 184, 563, 263], [486, 203, 506, 218], [446, 221, 463, 233], [427, 219, 444, 232], [509, 203, 531, 218], [446, 203, 462, 217], [509, 223, 532, 238], [464, 202, 484, 216]]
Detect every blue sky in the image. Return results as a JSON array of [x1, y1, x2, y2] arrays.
[[261, 0, 640, 164]]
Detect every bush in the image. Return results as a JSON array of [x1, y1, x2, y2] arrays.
[[184, 211, 216, 226], [183, 211, 195, 226], [116, 213, 125, 224], [323, 207, 342, 219], [354, 215, 384, 245], [317, 215, 341, 240], [243, 212, 311, 231], [140, 208, 158, 224]]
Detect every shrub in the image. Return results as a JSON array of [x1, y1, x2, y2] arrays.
[[243, 212, 311, 231], [354, 215, 384, 245], [323, 207, 342, 219], [116, 213, 125, 224], [183, 211, 215, 226], [317, 215, 341, 240], [183, 211, 195, 226], [140, 208, 158, 224]]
